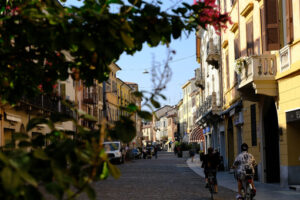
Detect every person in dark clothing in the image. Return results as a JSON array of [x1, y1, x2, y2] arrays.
[[154, 146, 158, 159], [174, 145, 178, 155], [202, 147, 220, 193]]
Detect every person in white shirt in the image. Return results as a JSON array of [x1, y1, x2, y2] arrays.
[[232, 143, 257, 199]]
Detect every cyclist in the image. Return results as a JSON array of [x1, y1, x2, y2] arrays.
[[203, 147, 220, 193], [232, 143, 257, 199]]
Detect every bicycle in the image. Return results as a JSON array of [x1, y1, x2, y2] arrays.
[[207, 169, 217, 200], [239, 170, 255, 200]]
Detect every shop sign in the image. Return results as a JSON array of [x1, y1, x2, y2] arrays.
[[286, 108, 300, 123]]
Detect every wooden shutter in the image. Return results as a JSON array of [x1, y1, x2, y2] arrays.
[[246, 18, 254, 56], [234, 34, 240, 59], [286, 0, 294, 44], [264, 0, 280, 50], [260, 7, 266, 53], [226, 54, 230, 89], [196, 36, 201, 61]]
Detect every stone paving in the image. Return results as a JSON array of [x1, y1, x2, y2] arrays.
[[78, 152, 236, 200]]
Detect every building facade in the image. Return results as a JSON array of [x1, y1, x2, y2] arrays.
[[220, 0, 300, 186]]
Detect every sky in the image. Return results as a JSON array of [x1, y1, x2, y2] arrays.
[[65, 0, 199, 107]]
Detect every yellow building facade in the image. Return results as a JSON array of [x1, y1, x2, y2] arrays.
[[221, 0, 300, 186]]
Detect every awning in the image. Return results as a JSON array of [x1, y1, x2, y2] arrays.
[[220, 100, 243, 116], [189, 126, 204, 143]]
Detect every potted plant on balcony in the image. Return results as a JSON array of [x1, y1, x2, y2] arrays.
[[234, 57, 248, 74]]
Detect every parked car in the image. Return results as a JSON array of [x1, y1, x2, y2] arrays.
[[132, 148, 142, 159], [103, 141, 123, 164]]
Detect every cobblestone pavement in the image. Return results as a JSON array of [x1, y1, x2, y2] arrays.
[[78, 152, 236, 200]]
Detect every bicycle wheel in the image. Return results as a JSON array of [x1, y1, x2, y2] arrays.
[[209, 183, 214, 200], [246, 185, 252, 200]]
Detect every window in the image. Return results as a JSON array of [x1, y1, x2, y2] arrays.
[[285, 0, 294, 44], [246, 18, 254, 56], [112, 81, 117, 93], [98, 86, 103, 102], [263, 0, 280, 50], [226, 53, 230, 89], [223, 0, 227, 12], [234, 34, 240, 59], [106, 81, 111, 92]]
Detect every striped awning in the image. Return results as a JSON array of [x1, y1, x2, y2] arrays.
[[189, 126, 204, 143]]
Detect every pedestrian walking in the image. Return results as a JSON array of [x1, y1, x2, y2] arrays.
[[189, 148, 196, 162], [154, 145, 158, 159]]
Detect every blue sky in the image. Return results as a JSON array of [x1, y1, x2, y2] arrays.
[[65, 0, 199, 107]]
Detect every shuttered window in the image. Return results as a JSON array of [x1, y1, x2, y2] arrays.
[[246, 18, 254, 56], [264, 0, 280, 50], [234, 34, 240, 59], [251, 104, 257, 146], [226, 53, 230, 89], [196, 36, 201, 61], [285, 0, 294, 44], [260, 7, 265, 53]]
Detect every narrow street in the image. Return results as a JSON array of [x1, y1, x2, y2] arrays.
[[80, 152, 235, 200]]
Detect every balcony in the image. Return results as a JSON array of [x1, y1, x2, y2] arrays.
[[195, 68, 205, 89], [238, 55, 277, 99], [196, 92, 221, 125], [20, 95, 59, 113], [206, 38, 220, 68], [83, 92, 97, 105]]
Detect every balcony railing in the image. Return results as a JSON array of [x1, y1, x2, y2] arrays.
[[21, 95, 59, 113], [83, 92, 97, 105], [238, 55, 277, 97], [196, 92, 220, 120]]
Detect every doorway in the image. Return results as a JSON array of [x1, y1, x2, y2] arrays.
[[263, 98, 280, 183], [227, 117, 234, 167]]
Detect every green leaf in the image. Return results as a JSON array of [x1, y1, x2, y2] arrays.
[[84, 184, 96, 200], [121, 32, 134, 48], [127, 103, 138, 112], [17, 169, 38, 187], [132, 91, 143, 98], [1, 167, 20, 190], [45, 182, 64, 200], [33, 149, 50, 160], [79, 113, 97, 122], [107, 161, 121, 179], [150, 98, 160, 108], [100, 162, 109, 180], [137, 110, 152, 120]]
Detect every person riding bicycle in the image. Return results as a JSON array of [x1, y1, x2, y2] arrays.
[[232, 143, 257, 199], [202, 147, 220, 193]]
